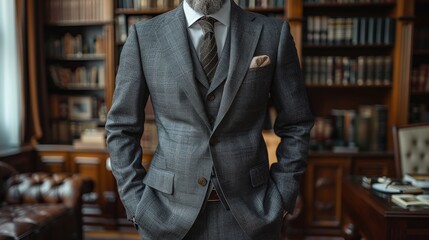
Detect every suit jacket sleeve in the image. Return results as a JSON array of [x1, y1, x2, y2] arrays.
[[105, 24, 149, 220], [270, 21, 314, 213]]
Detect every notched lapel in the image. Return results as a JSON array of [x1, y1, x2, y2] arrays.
[[213, 4, 263, 130], [160, 6, 211, 129], [189, 45, 210, 89], [209, 31, 231, 92]]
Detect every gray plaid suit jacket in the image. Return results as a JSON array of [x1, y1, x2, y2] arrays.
[[106, 1, 314, 239]]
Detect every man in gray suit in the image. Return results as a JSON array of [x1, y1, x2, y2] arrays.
[[106, 0, 314, 239]]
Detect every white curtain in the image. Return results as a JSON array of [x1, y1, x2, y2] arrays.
[[0, 0, 22, 147]]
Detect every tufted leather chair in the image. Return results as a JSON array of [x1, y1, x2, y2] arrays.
[[0, 162, 84, 240], [392, 123, 429, 178]]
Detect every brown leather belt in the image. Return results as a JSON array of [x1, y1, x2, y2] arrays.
[[208, 190, 220, 201]]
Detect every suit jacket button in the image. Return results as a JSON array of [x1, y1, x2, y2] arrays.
[[198, 177, 208, 186], [209, 116, 215, 124]]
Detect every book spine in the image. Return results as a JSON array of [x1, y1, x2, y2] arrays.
[[371, 105, 388, 151], [331, 109, 346, 147]]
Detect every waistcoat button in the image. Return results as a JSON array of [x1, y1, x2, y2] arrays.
[[207, 93, 215, 102], [209, 137, 217, 146]]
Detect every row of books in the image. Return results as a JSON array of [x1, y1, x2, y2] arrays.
[[50, 120, 99, 144], [304, 0, 395, 3], [303, 55, 392, 86], [409, 103, 429, 124], [310, 105, 388, 152], [116, 15, 152, 43], [48, 33, 105, 57], [117, 0, 284, 9], [73, 128, 106, 149], [414, 28, 429, 50], [49, 95, 106, 122], [233, 0, 285, 8], [46, 0, 113, 23], [49, 65, 105, 89], [117, 0, 180, 9], [304, 16, 395, 46], [115, 7, 285, 44], [410, 64, 429, 93]]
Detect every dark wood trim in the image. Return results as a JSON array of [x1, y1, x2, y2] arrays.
[[0, 145, 37, 173]]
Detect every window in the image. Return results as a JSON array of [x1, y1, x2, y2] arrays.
[[0, 0, 22, 147]]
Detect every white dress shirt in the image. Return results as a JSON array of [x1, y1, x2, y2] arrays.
[[183, 0, 231, 58]]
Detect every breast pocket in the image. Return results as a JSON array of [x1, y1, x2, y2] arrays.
[[245, 64, 273, 83], [234, 66, 273, 110]]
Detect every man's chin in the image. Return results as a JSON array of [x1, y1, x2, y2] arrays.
[[186, 0, 224, 15]]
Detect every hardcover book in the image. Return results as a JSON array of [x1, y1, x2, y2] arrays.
[[392, 194, 429, 208]]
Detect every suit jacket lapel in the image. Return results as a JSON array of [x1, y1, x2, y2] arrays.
[[213, 2, 263, 130], [189, 42, 210, 89], [161, 5, 211, 129], [209, 30, 231, 91]]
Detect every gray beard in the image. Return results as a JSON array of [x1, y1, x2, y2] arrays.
[[186, 0, 225, 15]]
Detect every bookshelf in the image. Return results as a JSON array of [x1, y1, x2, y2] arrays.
[[114, 0, 287, 58], [301, 0, 397, 153], [409, 0, 429, 123], [37, 0, 116, 231], [284, 0, 413, 237], [42, 0, 115, 145]]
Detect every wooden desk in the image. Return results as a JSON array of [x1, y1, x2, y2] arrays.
[[342, 177, 429, 240]]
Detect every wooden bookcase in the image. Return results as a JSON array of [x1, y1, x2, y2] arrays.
[[36, 0, 116, 231], [34, 0, 419, 235], [40, 0, 115, 145], [284, 0, 414, 237], [409, 0, 429, 123]]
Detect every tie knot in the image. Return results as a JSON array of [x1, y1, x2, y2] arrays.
[[198, 16, 217, 34]]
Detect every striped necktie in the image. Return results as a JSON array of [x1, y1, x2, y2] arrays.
[[197, 16, 218, 83]]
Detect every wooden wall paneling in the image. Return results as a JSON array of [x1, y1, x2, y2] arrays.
[[0, 146, 37, 173], [388, 0, 415, 149], [70, 153, 106, 202], [287, 0, 303, 61], [304, 156, 351, 233], [38, 151, 69, 173], [351, 156, 395, 177], [69, 152, 108, 229]]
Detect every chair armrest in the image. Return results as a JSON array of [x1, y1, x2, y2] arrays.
[[6, 172, 83, 209], [0, 161, 18, 203]]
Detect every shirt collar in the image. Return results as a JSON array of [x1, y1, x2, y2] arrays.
[[183, 0, 231, 28]]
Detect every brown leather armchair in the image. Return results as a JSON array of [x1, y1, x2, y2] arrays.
[[0, 162, 84, 240]]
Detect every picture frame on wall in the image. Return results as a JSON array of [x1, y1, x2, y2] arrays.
[[68, 96, 93, 120]]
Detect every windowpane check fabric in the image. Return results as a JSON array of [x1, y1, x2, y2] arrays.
[[198, 16, 218, 83]]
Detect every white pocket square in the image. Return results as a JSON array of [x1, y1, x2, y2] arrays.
[[249, 55, 271, 69]]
